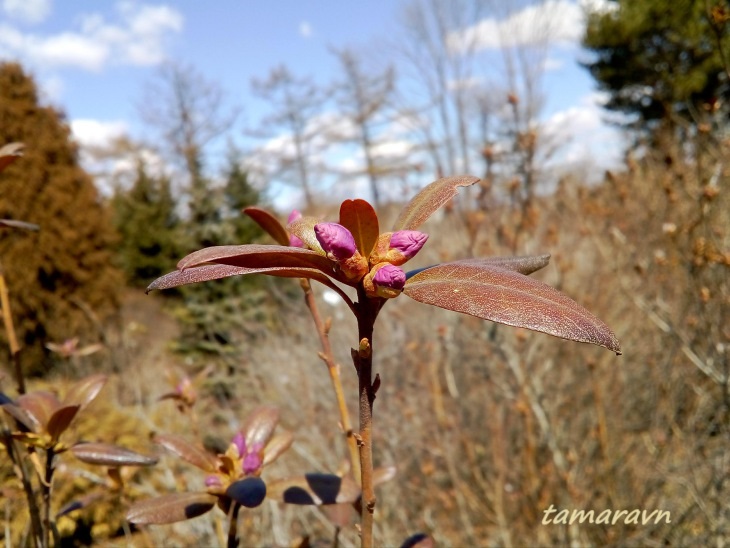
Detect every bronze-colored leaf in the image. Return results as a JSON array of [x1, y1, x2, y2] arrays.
[[243, 207, 290, 246], [71, 443, 158, 466], [0, 219, 39, 231], [46, 405, 80, 441], [339, 199, 379, 259], [154, 434, 218, 472], [0, 142, 24, 173], [126, 492, 216, 524], [288, 216, 326, 254], [56, 491, 105, 518], [406, 255, 551, 280], [241, 405, 279, 449], [268, 473, 360, 506], [176, 244, 335, 276], [2, 403, 36, 431], [404, 263, 622, 353], [392, 175, 480, 231], [62, 374, 107, 409], [17, 391, 61, 430], [263, 431, 293, 466]]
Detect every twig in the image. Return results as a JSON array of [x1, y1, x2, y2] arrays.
[[227, 502, 241, 548], [0, 260, 24, 394]]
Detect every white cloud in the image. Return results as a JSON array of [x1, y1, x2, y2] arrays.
[[299, 21, 312, 38], [70, 118, 128, 148], [447, 0, 586, 53], [2, 0, 51, 24], [0, 2, 183, 71]]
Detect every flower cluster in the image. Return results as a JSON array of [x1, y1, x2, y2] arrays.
[[307, 221, 428, 299]]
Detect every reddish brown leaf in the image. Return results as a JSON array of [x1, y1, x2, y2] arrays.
[[126, 492, 216, 524], [404, 263, 622, 353], [372, 465, 397, 487], [339, 199, 379, 259], [62, 374, 107, 409], [0, 142, 24, 173], [71, 442, 158, 466], [56, 491, 105, 517], [1, 403, 36, 431], [267, 473, 360, 505], [46, 405, 80, 441], [406, 255, 551, 280], [392, 175, 480, 231], [154, 434, 218, 472], [243, 207, 290, 246], [241, 405, 279, 449], [176, 244, 336, 277], [17, 391, 60, 430]]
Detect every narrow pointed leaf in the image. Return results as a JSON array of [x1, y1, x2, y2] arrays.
[[393, 175, 480, 231], [154, 434, 218, 472], [62, 374, 107, 409], [176, 244, 335, 277], [17, 391, 60, 430], [404, 263, 622, 353], [2, 403, 36, 431], [406, 255, 551, 280], [241, 405, 279, 449], [0, 142, 24, 173], [243, 207, 290, 246], [126, 492, 216, 524], [0, 219, 39, 231], [288, 217, 326, 254], [263, 431, 293, 466], [372, 465, 397, 487], [71, 442, 158, 466], [46, 405, 80, 441], [56, 491, 105, 518], [339, 199, 379, 259]]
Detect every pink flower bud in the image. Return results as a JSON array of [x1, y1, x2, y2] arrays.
[[287, 210, 302, 224], [389, 230, 428, 259], [205, 475, 223, 488], [373, 264, 406, 291], [314, 223, 357, 260], [243, 451, 263, 475]]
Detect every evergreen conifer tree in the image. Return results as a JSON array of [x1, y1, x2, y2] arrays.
[[0, 62, 122, 372]]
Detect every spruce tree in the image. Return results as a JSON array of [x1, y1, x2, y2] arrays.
[[0, 62, 122, 372], [111, 161, 181, 287]]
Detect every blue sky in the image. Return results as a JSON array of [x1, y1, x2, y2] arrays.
[[0, 0, 622, 205]]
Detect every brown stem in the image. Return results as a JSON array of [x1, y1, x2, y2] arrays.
[[301, 279, 361, 483], [352, 288, 382, 548], [42, 448, 56, 548], [0, 261, 24, 394], [227, 501, 241, 548]]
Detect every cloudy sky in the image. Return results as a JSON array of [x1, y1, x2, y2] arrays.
[[0, 0, 622, 204]]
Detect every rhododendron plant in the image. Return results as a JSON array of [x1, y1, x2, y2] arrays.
[[147, 175, 621, 547]]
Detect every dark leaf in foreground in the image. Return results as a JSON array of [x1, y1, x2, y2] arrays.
[[243, 207, 290, 246], [71, 443, 158, 466], [339, 199, 379, 259], [392, 175, 480, 231], [269, 473, 360, 505], [126, 492, 216, 524], [404, 263, 621, 353], [226, 477, 267, 508]]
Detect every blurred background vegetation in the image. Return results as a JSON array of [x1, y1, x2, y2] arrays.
[[1, 0, 728, 546]]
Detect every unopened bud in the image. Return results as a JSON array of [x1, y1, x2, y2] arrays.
[[314, 223, 357, 260]]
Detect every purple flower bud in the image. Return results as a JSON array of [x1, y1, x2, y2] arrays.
[[232, 432, 246, 458], [314, 223, 357, 260], [205, 475, 223, 488], [243, 451, 262, 474], [373, 264, 406, 291], [389, 230, 429, 259], [287, 210, 302, 224]]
